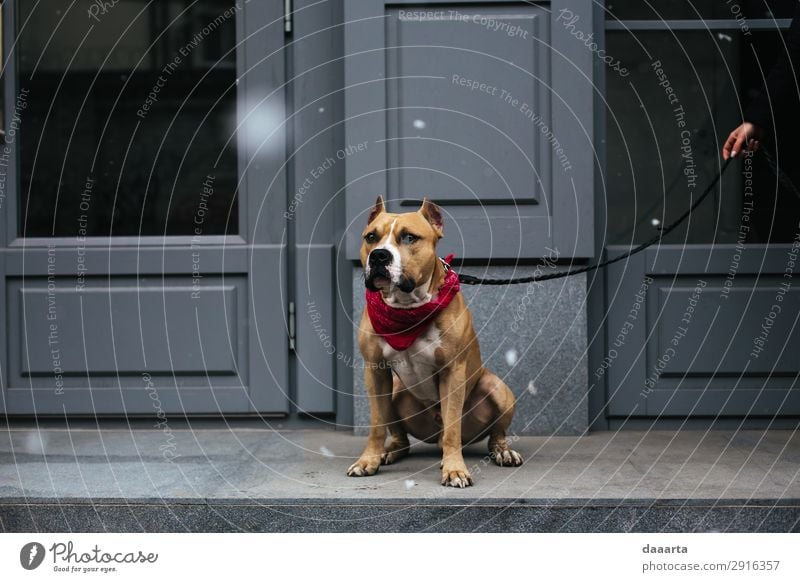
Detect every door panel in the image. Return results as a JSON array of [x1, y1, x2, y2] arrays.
[[652, 284, 800, 376], [344, 0, 595, 259], [605, 246, 800, 418], [385, 6, 550, 207], [16, 279, 241, 377], [1, 245, 289, 415]]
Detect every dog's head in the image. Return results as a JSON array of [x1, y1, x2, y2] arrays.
[[360, 196, 444, 302]]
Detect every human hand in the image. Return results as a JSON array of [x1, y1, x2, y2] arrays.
[[722, 122, 765, 159]]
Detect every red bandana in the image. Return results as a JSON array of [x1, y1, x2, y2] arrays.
[[366, 254, 460, 351]]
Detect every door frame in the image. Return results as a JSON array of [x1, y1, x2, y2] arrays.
[[0, 0, 290, 416], [588, 5, 800, 430]]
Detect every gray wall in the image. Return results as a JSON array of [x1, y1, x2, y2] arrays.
[[351, 265, 588, 436]]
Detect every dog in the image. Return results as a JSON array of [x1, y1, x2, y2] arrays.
[[347, 196, 523, 487]]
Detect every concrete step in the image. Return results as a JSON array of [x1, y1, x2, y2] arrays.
[[1, 426, 798, 532], [2, 498, 798, 533]]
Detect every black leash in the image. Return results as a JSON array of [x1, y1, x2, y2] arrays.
[[456, 157, 736, 286], [455, 146, 800, 286]]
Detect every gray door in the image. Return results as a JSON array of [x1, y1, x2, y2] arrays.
[[600, 10, 800, 421], [0, 1, 290, 415], [342, 0, 596, 260]]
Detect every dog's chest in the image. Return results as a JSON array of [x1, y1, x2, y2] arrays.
[[381, 325, 441, 405]]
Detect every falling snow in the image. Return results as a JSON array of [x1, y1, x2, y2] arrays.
[[505, 349, 519, 367]]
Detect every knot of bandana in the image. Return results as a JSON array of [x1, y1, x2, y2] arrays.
[[365, 254, 460, 351]]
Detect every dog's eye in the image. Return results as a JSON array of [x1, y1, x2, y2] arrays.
[[400, 233, 419, 245], [364, 232, 378, 244]]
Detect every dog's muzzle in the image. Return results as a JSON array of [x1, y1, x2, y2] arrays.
[[365, 249, 416, 292]]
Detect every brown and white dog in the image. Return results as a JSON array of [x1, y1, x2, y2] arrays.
[[347, 196, 523, 488]]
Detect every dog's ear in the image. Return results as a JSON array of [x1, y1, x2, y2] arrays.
[[419, 198, 443, 238], [367, 195, 385, 224]]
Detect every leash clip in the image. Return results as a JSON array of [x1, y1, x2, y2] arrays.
[[439, 256, 451, 272]]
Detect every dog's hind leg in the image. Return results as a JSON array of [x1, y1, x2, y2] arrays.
[[478, 371, 524, 467], [381, 375, 412, 465]]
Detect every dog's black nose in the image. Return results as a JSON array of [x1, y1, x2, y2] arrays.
[[369, 248, 392, 266]]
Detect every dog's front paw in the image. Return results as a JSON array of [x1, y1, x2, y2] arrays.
[[441, 461, 473, 488], [347, 456, 380, 477], [491, 447, 524, 467]]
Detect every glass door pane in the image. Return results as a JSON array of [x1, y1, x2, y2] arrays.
[[17, 0, 238, 237], [605, 28, 800, 244]]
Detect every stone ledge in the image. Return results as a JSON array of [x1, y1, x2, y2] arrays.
[[2, 498, 798, 532]]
